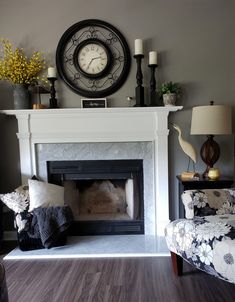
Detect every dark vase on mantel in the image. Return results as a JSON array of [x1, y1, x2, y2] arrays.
[[13, 84, 30, 109]]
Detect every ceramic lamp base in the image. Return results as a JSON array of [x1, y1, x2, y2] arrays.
[[200, 135, 220, 178]]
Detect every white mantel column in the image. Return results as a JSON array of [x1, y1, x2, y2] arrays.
[[16, 113, 34, 184], [154, 111, 171, 236]]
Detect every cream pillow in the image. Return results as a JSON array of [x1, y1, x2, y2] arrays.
[[28, 179, 64, 212]]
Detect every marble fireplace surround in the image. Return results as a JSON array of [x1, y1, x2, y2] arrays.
[[2, 107, 182, 236]]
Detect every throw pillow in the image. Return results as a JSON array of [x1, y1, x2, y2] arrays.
[[182, 188, 235, 219], [0, 175, 40, 214], [28, 179, 64, 212], [0, 183, 29, 213]]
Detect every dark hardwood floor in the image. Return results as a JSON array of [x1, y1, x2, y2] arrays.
[[1, 242, 235, 302]]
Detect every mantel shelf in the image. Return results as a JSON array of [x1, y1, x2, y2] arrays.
[[0, 106, 183, 116]]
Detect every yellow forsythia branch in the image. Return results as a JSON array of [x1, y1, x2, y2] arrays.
[[0, 39, 46, 85]]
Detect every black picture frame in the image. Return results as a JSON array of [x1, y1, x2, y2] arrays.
[[81, 98, 107, 108]]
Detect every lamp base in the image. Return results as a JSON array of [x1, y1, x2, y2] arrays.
[[200, 135, 220, 178]]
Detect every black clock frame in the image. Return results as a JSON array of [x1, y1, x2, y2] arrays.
[[73, 38, 112, 79], [56, 19, 131, 98]]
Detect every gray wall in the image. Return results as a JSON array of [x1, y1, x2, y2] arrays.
[[0, 0, 234, 219]]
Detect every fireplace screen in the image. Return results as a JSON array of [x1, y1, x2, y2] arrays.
[[47, 160, 144, 235]]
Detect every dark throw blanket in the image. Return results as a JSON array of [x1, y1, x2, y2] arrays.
[[28, 205, 73, 248]]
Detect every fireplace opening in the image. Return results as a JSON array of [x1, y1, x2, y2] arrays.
[[47, 160, 144, 235]]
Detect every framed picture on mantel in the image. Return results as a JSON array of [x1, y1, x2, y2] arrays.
[[81, 98, 107, 108]]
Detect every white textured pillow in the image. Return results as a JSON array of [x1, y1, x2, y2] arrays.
[[28, 179, 64, 212], [0, 184, 29, 213]]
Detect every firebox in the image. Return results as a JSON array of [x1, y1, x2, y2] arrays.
[[47, 160, 144, 235]]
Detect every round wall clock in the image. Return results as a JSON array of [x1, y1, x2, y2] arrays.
[[56, 19, 131, 98]]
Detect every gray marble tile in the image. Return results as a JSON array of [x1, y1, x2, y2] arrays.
[[36, 142, 156, 235]]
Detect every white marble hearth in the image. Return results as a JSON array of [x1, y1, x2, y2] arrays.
[[4, 235, 169, 260], [2, 107, 182, 238]]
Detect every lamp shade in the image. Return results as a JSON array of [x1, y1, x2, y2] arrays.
[[191, 105, 232, 135]]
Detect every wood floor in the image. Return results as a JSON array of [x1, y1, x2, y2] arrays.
[[1, 243, 235, 302]]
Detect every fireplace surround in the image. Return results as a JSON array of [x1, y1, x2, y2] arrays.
[[36, 141, 154, 234], [1, 106, 182, 236]]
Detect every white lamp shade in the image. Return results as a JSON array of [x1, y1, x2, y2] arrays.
[[191, 105, 232, 135]]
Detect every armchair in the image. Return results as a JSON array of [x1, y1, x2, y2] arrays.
[[165, 188, 235, 284]]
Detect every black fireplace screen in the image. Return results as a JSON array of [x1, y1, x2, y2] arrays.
[[47, 160, 144, 235]]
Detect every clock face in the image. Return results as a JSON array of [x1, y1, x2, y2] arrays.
[[77, 42, 109, 76]]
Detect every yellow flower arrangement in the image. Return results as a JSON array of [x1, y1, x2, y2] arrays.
[[0, 39, 46, 85]]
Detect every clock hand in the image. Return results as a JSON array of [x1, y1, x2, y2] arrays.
[[86, 56, 104, 70], [92, 56, 102, 60], [86, 58, 95, 70]]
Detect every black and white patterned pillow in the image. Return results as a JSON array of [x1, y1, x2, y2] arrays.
[[182, 188, 235, 219]]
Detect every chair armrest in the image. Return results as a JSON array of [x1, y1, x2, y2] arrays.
[[181, 190, 194, 219]]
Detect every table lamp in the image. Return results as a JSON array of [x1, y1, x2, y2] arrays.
[[190, 101, 232, 178]]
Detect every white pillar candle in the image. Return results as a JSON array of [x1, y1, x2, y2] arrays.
[[47, 67, 57, 78], [134, 39, 143, 55], [149, 51, 158, 65]]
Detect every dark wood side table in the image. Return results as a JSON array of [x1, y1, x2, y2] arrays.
[[177, 175, 234, 218]]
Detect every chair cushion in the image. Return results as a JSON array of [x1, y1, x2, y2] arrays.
[[182, 189, 235, 219], [165, 214, 235, 284]]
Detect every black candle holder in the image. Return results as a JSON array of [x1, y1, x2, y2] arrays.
[[47, 77, 58, 108], [148, 64, 161, 106], [133, 54, 145, 107]]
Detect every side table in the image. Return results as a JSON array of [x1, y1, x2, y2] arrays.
[[177, 175, 234, 218]]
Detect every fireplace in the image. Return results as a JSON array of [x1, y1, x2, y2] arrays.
[[2, 106, 182, 236], [47, 159, 144, 235]]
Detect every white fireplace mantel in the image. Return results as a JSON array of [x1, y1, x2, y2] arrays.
[[1, 106, 182, 235]]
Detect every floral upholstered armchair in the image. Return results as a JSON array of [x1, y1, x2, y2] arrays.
[[165, 188, 235, 284]]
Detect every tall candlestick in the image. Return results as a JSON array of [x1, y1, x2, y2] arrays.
[[133, 54, 145, 106], [135, 39, 143, 55], [148, 63, 161, 106], [149, 51, 158, 65], [47, 67, 57, 78], [47, 77, 58, 108]]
